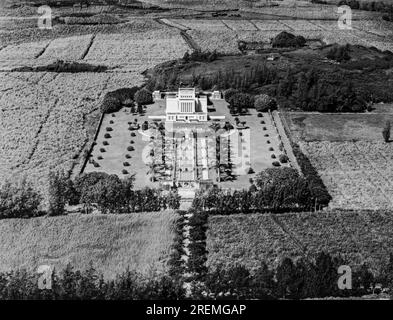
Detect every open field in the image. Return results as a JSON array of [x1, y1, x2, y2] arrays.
[[301, 140, 393, 210], [207, 211, 393, 274], [0, 210, 177, 279], [163, 17, 393, 54], [281, 111, 393, 210], [281, 111, 393, 142], [0, 72, 111, 198]]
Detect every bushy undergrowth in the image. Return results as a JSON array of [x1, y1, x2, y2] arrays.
[[13, 60, 108, 73]]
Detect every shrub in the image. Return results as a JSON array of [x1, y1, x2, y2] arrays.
[[272, 161, 281, 167], [267, 140, 271, 144], [123, 162, 130, 167], [326, 44, 351, 62], [228, 93, 254, 113], [264, 134, 269, 137], [97, 156, 103, 160], [142, 121, 149, 131], [93, 161, 100, 168], [224, 88, 240, 102], [271, 154, 276, 159], [130, 140, 134, 144], [106, 127, 113, 132], [0, 178, 42, 219], [135, 88, 153, 106], [255, 94, 277, 112], [269, 147, 274, 151], [100, 87, 139, 114], [257, 113, 263, 117], [263, 127, 267, 130], [111, 114, 115, 117], [383, 120, 391, 143], [272, 31, 306, 48], [131, 132, 136, 137], [122, 169, 128, 174], [279, 154, 289, 163], [104, 133, 111, 139], [100, 94, 121, 114], [109, 120, 114, 124], [125, 154, 131, 159], [127, 146, 134, 151], [103, 141, 109, 146], [100, 148, 106, 152]]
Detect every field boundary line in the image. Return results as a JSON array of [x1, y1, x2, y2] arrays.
[[269, 214, 308, 256], [249, 20, 260, 31], [14, 98, 60, 169], [352, 25, 388, 40], [278, 20, 294, 31], [34, 40, 52, 59], [181, 31, 201, 51], [220, 20, 234, 31], [159, 18, 190, 31], [307, 20, 324, 30], [81, 34, 96, 60]]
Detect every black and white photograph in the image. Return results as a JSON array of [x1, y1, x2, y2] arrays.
[[0, 0, 393, 310]]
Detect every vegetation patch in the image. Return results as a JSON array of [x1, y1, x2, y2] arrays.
[[12, 60, 108, 73], [0, 211, 178, 279]]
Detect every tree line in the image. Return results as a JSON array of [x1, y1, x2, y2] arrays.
[[1, 251, 392, 300], [191, 167, 330, 214], [0, 171, 180, 219]]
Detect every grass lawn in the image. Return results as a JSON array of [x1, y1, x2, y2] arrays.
[[213, 103, 291, 189], [207, 211, 393, 274], [0, 210, 177, 279], [281, 109, 393, 142]]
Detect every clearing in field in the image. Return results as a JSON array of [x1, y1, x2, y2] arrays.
[[207, 211, 393, 274], [0, 210, 178, 279]]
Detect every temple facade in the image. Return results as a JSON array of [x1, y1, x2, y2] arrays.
[[165, 88, 208, 123]]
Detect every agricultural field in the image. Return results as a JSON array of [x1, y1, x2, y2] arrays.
[[0, 71, 113, 203], [0, 16, 189, 203], [282, 111, 393, 210], [207, 211, 393, 274], [301, 141, 393, 210], [167, 17, 393, 54], [0, 211, 178, 279]]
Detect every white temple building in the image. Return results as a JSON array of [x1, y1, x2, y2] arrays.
[[149, 88, 209, 123]]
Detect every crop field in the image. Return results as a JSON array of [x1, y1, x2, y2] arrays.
[[0, 18, 189, 202], [0, 211, 178, 279], [281, 112, 393, 142], [207, 211, 393, 273], [281, 111, 393, 210], [167, 18, 393, 54], [0, 72, 113, 199], [301, 141, 393, 210], [84, 29, 189, 72]]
